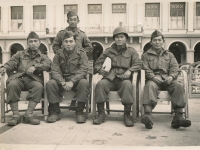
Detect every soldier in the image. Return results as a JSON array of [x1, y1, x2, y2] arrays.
[[141, 30, 191, 129], [52, 11, 93, 108], [46, 31, 89, 124], [93, 27, 142, 127], [0, 32, 51, 126]]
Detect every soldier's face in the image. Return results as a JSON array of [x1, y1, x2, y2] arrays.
[[27, 38, 41, 51], [67, 16, 79, 28], [62, 36, 76, 52], [150, 36, 164, 50], [114, 34, 127, 46]]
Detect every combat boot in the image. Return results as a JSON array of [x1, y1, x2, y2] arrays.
[[8, 102, 20, 126], [76, 101, 86, 123], [171, 108, 191, 129], [141, 105, 153, 129], [23, 101, 40, 125], [93, 103, 106, 125], [69, 100, 77, 111], [124, 104, 134, 127], [47, 103, 61, 123]]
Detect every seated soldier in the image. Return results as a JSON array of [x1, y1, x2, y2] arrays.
[[46, 31, 89, 124], [93, 27, 142, 127], [0, 32, 51, 126], [141, 30, 191, 129]]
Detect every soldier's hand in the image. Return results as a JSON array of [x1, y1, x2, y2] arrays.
[[99, 67, 109, 76], [27, 66, 36, 74], [65, 81, 73, 91], [123, 70, 131, 79], [0, 67, 6, 75], [152, 76, 164, 84], [164, 76, 173, 85], [61, 82, 67, 90]]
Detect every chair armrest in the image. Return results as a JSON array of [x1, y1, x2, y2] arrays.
[[43, 71, 50, 84]]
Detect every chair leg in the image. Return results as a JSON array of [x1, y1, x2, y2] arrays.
[[42, 101, 44, 114], [106, 102, 110, 115], [1, 87, 5, 123], [86, 101, 89, 119]]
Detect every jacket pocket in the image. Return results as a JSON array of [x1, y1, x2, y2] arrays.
[[121, 54, 131, 68]]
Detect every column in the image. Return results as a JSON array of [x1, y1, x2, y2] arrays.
[[162, 2, 169, 33], [79, 3, 86, 31], [2, 6, 9, 34], [128, 2, 135, 32], [186, 50, 195, 63], [55, 5, 63, 33], [46, 5, 55, 34], [24, 5, 31, 34], [188, 2, 194, 32], [103, 2, 111, 33], [136, 3, 144, 32]]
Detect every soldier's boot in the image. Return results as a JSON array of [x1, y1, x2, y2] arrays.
[[76, 102, 86, 123], [23, 101, 40, 125], [141, 105, 153, 129], [69, 100, 77, 111], [46, 103, 61, 123], [93, 103, 106, 125], [171, 108, 191, 129], [124, 104, 134, 127], [8, 102, 21, 126]]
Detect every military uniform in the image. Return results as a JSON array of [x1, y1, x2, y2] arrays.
[[141, 48, 186, 109], [46, 46, 89, 104], [95, 43, 142, 104], [4, 49, 51, 104]]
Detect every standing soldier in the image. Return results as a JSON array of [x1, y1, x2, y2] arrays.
[[0, 32, 51, 126], [93, 27, 142, 127], [52, 11, 93, 108], [141, 30, 191, 129]]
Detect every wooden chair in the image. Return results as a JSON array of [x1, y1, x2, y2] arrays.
[[44, 73, 92, 120], [139, 69, 189, 119], [1, 71, 49, 123], [91, 71, 139, 123], [188, 61, 200, 99]]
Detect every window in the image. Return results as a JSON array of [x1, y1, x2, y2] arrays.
[[33, 5, 46, 31], [195, 2, 200, 28], [144, 3, 160, 29], [11, 6, 23, 30], [64, 5, 78, 27], [87, 4, 102, 33], [111, 4, 127, 31], [170, 2, 185, 29]]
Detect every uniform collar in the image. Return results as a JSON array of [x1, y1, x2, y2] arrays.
[[146, 47, 168, 56], [66, 26, 80, 34], [25, 48, 41, 57], [59, 46, 80, 59], [110, 43, 127, 54]]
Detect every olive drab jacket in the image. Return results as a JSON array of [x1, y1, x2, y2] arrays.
[[51, 46, 89, 85], [3, 49, 51, 84], [141, 48, 179, 80], [94, 43, 142, 81], [52, 27, 93, 54]]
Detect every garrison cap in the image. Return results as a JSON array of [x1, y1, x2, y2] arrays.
[[27, 31, 40, 40], [151, 30, 163, 40], [63, 31, 75, 40], [67, 11, 78, 19]]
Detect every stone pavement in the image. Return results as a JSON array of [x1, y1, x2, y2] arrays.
[[0, 99, 200, 150]]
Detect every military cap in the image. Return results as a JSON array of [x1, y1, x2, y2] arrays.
[[27, 31, 39, 40], [63, 31, 75, 40], [67, 11, 78, 19], [151, 30, 163, 40]]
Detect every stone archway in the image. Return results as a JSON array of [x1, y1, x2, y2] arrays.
[[194, 42, 200, 62], [143, 42, 152, 53], [92, 41, 104, 64], [10, 43, 24, 57], [169, 42, 186, 64], [39, 43, 48, 55]]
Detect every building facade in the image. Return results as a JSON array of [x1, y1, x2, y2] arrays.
[[0, 0, 200, 64]]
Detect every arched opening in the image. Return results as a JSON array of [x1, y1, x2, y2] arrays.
[[194, 42, 200, 62], [169, 42, 186, 64], [0, 47, 2, 64], [39, 43, 48, 55], [10, 43, 24, 57], [92, 42, 103, 64], [143, 42, 152, 53]]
